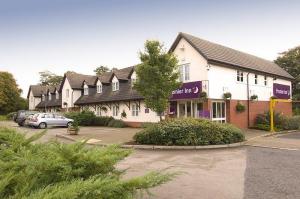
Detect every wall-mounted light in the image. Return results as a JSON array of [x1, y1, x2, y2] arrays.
[[179, 45, 185, 51], [206, 64, 211, 71]]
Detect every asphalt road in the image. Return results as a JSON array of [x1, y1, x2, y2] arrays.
[[244, 147, 300, 199]]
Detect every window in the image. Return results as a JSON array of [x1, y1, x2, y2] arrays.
[[212, 101, 226, 123], [66, 89, 69, 98], [42, 94, 45, 101], [84, 85, 89, 95], [112, 105, 119, 116], [49, 94, 51, 100], [179, 64, 190, 82], [56, 91, 59, 100], [254, 74, 258, 84], [131, 78, 136, 87], [132, 104, 139, 116], [112, 82, 119, 91], [264, 76, 267, 86], [237, 70, 244, 82], [97, 84, 102, 93], [96, 107, 101, 116]]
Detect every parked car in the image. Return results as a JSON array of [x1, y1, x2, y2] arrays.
[[14, 110, 39, 126], [28, 113, 74, 129]]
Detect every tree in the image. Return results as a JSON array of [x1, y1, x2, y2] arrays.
[[275, 46, 300, 99], [134, 40, 180, 120], [94, 66, 110, 76], [39, 70, 63, 86], [0, 127, 174, 198], [0, 72, 25, 114]]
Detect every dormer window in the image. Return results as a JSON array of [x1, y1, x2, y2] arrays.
[[83, 84, 89, 95], [49, 94, 51, 100], [112, 82, 119, 91], [42, 94, 45, 101], [96, 81, 102, 93], [56, 91, 59, 100]]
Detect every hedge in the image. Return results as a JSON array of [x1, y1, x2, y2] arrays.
[[134, 118, 244, 146], [64, 111, 126, 128]]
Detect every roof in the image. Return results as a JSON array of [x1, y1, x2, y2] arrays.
[[169, 32, 294, 80], [97, 71, 114, 83], [47, 85, 60, 94], [27, 85, 48, 98], [74, 80, 143, 105], [63, 72, 97, 90], [36, 99, 62, 108], [114, 66, 134, 80]]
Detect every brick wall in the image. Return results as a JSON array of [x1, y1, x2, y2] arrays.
[[226, 100, 292, 129]]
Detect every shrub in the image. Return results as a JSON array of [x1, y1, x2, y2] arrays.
[[223, 92, 232, 99], [236, 102, 245, 112], [134, 118, 244, 146], [141, 122, 155, 128], [6, 112, 16, 120], [92, 116, 114, 126], [0, 127, 173, 198], [64, 111, 96, 126], [250, 95, 258, 101], [108, 119, 127, 128], [282, 116, 300, 130], [254, 111, 285, 131]]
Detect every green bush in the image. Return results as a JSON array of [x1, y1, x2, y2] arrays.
[[92, 116, 114, 126], [0, 127, 174, 198], [254, 111, 285, 131], [282, 116, 300, 130], [108, 119, 127, 128], [6, 112, 16, 120], [134, 118, 244, 146]]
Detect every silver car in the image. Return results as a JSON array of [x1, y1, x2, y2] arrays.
[[28, 113, 74, 129]]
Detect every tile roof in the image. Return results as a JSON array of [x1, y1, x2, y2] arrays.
[[65, 72, 97, 89], [114, 66, 134, 80], [27, 85, 48, 98], [36, 99, 62, 108], [170, 32, 294, 80], [97, 71, 114, 83], [74, 80, 143, 105]]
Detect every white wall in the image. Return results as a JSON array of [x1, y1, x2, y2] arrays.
[[84, 101, 161, 123], [173, 38, 208, 82], [61, 78, 82, 108], [208, 64, 292, 101], [28, 91, 41, 110]]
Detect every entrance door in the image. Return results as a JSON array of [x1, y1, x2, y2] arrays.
[[212, 101, 226, 123], [178, 102, 185, 117]]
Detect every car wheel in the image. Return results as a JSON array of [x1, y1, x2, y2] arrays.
[[39, 122, 47, 129], [18, 121, 25, 126], [67, 122, 73, 128]]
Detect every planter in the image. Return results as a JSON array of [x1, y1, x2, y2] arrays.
[[223, 92, 232, 100], [67, 127, 79, 135]]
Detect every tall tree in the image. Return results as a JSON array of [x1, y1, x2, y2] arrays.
[[134, 40, 180, 120], [275, 46, 300, 99], [0, 72, 26, 114], [39, 70, 63, 86], [94, 66, 110, 76]]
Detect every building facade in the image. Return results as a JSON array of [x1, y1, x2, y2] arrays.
[[27, 32, 293, 128]]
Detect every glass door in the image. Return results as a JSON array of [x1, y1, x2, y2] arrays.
[[178, 102, 185, 117], [212, 101, 226, 123]]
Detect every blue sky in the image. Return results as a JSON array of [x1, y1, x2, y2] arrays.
[[0, 0, 300, 97]]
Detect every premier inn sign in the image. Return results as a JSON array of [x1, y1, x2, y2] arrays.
[[170, 81, 202, 100], [273, 83, 291, 99]]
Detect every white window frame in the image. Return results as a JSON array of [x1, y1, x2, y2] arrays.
[[179, 64, 190, 82], [97, 84, 102, 93], [42, 94, 45, 101], [264, 76, 268, 86], [96, 106, 101, 116], [56, 91, 59, 100], [237, 70, 244, 82], [132, 104, 139, 116], [83, 84, 89, 95], [112, 105, 119, 116], [211, 101, 226, 123], [112, 82, 119, 91], [49, 94, 51, 100], [254, 74, 258, 85]]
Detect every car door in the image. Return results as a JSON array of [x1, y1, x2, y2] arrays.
[[45, 114, 55, 126], [54, 115, 66, 126]]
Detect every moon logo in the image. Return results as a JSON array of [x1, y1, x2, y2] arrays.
[[193, 86, 199, 94]]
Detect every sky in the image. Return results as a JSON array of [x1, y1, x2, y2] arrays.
[[0, 0, 300, 97]]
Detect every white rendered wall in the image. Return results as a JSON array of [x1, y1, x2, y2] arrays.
[[61, 78, 82, 108], [208, 64, 292, 101], [173, 38, 208, 82], [28, 91, 41, 110]]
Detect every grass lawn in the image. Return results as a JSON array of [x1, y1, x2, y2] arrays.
[[0, 115, 7, 121]]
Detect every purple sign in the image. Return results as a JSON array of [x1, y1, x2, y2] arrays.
[[273, 83, 291, 99], [170, 81, 202, 100], [199, 110, 210, 118]]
